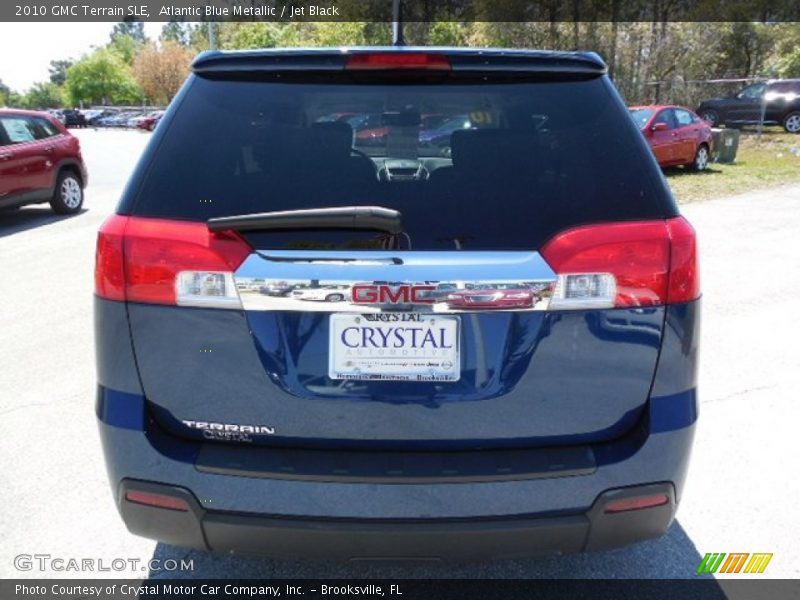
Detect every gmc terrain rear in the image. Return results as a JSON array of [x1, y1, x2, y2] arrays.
[[95, 47, 699, 559]]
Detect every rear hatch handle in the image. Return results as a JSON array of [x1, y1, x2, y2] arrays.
[[257, 254, 404, 265], [207, 206, 403, 234]]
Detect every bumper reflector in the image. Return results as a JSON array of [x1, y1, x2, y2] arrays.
[[603, 493, 670, 513], [125, 490, 189, 512]]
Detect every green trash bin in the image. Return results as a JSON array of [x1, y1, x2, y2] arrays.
[[711, 128, 740, 164]]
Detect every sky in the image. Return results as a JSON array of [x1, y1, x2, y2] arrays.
[[0, 22, 164, 92]]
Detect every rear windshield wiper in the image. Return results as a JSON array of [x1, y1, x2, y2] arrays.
[[207, 206, 403, 235]]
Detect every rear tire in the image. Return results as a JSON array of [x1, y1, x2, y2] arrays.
[[783, 111, 800, 134], [690, 144, 710, 171], [50, 171, 83, 214], [700, 109, 720, 127]]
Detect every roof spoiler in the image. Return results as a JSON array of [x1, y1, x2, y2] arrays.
[[191, 48, 607, 77]]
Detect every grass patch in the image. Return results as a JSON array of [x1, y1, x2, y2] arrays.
[[665, 127, 800, 204]]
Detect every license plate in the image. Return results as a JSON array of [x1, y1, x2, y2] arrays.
[[329, 314, 460, 382]]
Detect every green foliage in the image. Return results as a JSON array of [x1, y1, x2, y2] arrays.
[[0, 79, 10, 106], [771, 23, 800, 78], [427, 22, 469, 47], [65, 48, 142, 106], [22, 81, 64, 109], [48, 59, 73, 85], [111, 21, 146, 44], [187, 23, 212, 52], [14, 20, 798, 111], [161, 21, 191, 45], [300, 22, 376, 47], [219, 23, 287, 49], [776, 48, 800, 78], [109, 34, 141, 65], [0, 79, 26, 108], [216, 22, 390, 50], [714, 22, 776, 79]]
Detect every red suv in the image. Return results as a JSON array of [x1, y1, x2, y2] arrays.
[[0, 109, 87, 214]]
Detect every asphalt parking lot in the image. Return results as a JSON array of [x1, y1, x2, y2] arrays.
[[1, 129, 798, 580]]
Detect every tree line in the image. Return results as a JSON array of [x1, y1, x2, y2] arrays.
[[2, 20, 799, 111], [0, 22, 195, 109]]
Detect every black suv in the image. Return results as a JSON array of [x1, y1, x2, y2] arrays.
[[62, 109, 87, 128], [697, 79, 800, 133]]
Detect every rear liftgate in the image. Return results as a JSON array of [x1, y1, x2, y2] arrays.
[[96, 207, 696, 448]]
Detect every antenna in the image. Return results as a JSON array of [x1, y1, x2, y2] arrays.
[[392, 0, 405, 46]]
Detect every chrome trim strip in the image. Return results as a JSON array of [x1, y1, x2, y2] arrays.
[[235, 251, 557, 313]]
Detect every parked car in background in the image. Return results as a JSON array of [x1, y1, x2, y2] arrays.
[[355, 113, 449, 146], [446, 284, 537, 309], [47, 109, 65, 124], [149, 113, 164, 131], [419, 114, 471, 149], [126, 112, 150, 128], [82, 109, 102, 122], [96, 111, 140, 128], [259, 280, 293, 296], [629, 105, 713, 170], [86, 109, 118, 126], [696, 79, 800, 133], [0, 108, 87, 213], [61, 109, 86, 128], [136, 111, 165, 132], [94, 113, 121, 127], [290, 285, 350, 302]]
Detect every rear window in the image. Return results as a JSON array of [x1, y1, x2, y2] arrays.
[[126, 75, 675, 250], [768, 81, 800, 95], [629, 108, 654, 128]]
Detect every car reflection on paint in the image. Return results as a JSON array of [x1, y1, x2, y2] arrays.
[[412, 282, 461, 303], [290, 285, 351, 302], [446, 284, 536, 309], [259, 281, 293, 296]]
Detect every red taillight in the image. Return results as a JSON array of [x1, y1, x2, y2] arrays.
[[124, 490, 189, 512], [604, 493, 670, 513], [94, 216, 251, 307], [666, 217, 699, 304], [95, 215, 128, 302], [346, 53, 451, 71], [540, 217, 699, 308]]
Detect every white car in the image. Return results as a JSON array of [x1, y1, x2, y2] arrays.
[[290, 286, 350, 302]]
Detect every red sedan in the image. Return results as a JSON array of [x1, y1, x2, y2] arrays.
[[629, 105, 713, 171], [446, 285, 536, 310]]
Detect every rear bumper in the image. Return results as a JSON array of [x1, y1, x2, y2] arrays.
[[97, 385, 695, 558], [118, 478, 675, 560], [95, 297, 699, 558]]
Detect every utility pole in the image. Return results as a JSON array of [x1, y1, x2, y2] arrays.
[[207, 20, 218, 50], [392, 0, 405, 46]]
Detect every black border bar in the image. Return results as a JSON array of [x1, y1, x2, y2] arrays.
[[2, 1, 800, 23], [3, 579, 800, 600]]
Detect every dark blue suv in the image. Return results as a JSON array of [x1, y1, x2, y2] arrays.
[[95, 48, 700, 560]]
